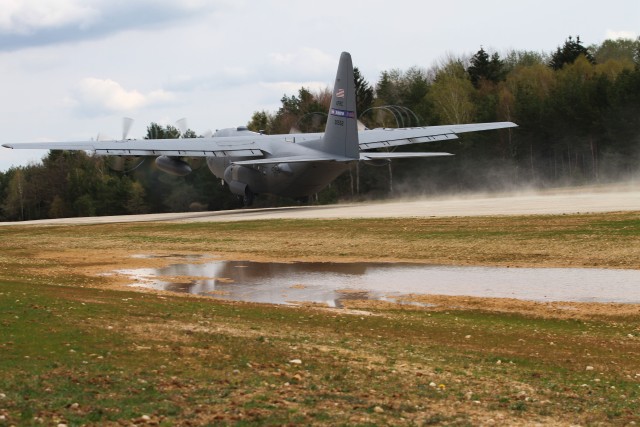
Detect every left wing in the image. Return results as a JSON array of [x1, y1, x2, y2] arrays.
[[2, 136, 265, 158]]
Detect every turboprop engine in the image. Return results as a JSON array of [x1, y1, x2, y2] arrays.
[[223, 164, 250, 196], [155, 155, 192, 176]]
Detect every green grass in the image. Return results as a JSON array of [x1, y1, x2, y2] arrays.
[[0, 283, 639, 424], [2, 277, 639, 425], [0, 213, 639, 424]]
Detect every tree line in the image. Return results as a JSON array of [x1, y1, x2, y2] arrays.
[[1, 36, 639, 220]]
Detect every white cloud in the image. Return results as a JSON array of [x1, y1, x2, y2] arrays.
[[605, 30, 638, 40], [0, 1, 226, 51], [0, 0, 98, 34], [146, 89, 175, 104], [73, 77, 175, 114]]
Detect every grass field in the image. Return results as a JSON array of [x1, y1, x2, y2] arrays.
[[1, 212, 639, 425]]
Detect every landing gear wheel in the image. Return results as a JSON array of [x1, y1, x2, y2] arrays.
[[243, 187, 255, 207]]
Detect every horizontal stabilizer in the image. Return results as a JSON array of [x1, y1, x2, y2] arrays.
[[360, 152, 453, 160], [360, 133, 458, 150], [232, 155, 355, 166], [233, 152, 453, 165]]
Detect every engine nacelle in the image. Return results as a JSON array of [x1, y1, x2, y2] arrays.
[[226, 180, 247, 196], [223, 164, 251, 196], [155, 156, 192, 176]]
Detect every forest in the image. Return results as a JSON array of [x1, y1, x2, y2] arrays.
[[1, 36, 639, 221]]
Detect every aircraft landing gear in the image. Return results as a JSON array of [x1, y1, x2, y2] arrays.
[[243, 187, 255, 207]]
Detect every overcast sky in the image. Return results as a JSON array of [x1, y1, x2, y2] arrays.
[[1, 0, 638, 171]]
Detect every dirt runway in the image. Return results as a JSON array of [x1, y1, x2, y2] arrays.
[[1, 184, 638, 226]]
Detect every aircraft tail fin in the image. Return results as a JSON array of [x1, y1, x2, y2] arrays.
[[321, 52, 359, 159]]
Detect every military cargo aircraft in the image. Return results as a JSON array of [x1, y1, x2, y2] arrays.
[[3, 52, 517, 206]]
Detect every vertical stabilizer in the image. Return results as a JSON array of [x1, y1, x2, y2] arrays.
[[322, 52, 359, 159]]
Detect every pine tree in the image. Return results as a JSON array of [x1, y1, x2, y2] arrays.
[[549, 35, 595, 70], [354, 67, 374, 116], [468, 47, 505, 88]]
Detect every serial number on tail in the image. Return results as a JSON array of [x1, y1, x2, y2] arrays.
[[330, 108, 355, 119]]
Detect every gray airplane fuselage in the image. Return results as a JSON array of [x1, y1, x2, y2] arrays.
[[206, 130, 352, 198]]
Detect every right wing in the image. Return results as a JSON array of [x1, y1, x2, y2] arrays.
[[358, 122, 517, 150]]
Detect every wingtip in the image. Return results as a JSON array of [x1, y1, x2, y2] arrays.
[[2, 144, 13, 149]]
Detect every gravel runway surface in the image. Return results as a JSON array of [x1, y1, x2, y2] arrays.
[[2, 184, 638, 226]]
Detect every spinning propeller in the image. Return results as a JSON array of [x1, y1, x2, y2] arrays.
[[101, 117, 210, 174], [102, 117, 145, 173], [122, 117, 134, 140], [146, 117, 207, 176], [172, 117, 205, 172]]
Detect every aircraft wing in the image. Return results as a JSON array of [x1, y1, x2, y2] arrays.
[[3, 122, 516, 159], [358, 122, 517, 150], [1, 137, 265, 158]]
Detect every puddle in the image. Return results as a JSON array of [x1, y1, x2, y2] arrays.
[[131, 253, 205, 260], [117, 259, 640, 307]]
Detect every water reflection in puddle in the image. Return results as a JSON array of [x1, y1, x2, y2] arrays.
[[117, 259, 640, 307]]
